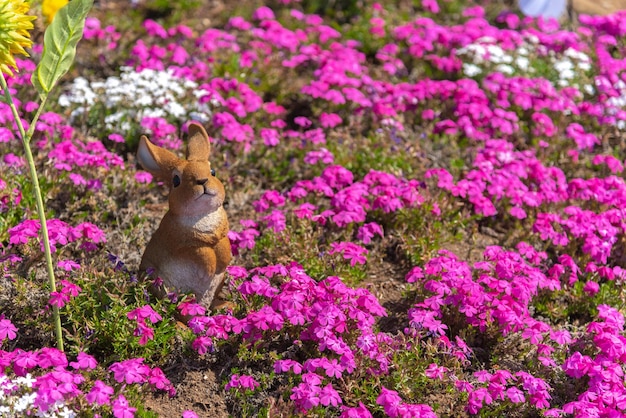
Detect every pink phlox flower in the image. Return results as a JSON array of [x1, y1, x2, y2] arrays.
[[228, 16, 252, 31], [59, 279, 81, 297], [262, 209, 286, 233], [86, 380, 114, 406], [303, 128, 326, 144], [227, 265, 249, 280], [319, 357, 344, 378], [506, 386, 525, 403], [320, 112, 342, 128], [340, 402, 373, 418], [108, 133, 125, 143], [423, 0, 439, 13], [377, 387, 403, 417], [274, 359, 303, 374], [37, 347, 68, 368], [260, 127, 280, 146], [135, 171, 153, 184], [230, 317, 253, 335], [109, 358, 150, 384], [127, 305, 162, 324], [328, 242, 368, 266], [252, 6, 275, 20], [112, 394, 137, 418], [293, 202, 317, 219], [357, 222, 384, 244], [178, 300, 206, 317], [304, 148, 334, 165], [191, 336, 213, 355], [8, 219, 40, 246], [148, 367, 173, 392], [424, 363, 448, 380], [11, 350, 36, 376], [290, 374, 322, 412], [405, 266, 424, 283], [70, 352, 97, 370], [72, 222, 107, 245], [225, 374, 260, 391], [247, 306, 284, 331], [170, 45, 189, 65], [294, 116, 312, 127], [566, 123, 600, 150], [238, 275, 279, 298], [182, 411, 199, 418], [143, 19, 168, 38], [133, 321, 155, 345], [228, 226, 260, 254], [0, 318, 17, 342], [599, 304, 625, 328], [322, 165, 354, 189], [319, 383, 342, 407], [253, 190, 285, 212], [58, 259, 81, 271], [332, 209, 366, 227]]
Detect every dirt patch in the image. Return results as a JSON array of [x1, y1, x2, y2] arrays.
[[144, 357, 229, 417], [572, 0, 626, 15]]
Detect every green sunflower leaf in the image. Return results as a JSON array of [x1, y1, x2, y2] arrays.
[[32, 0, 93, 96]]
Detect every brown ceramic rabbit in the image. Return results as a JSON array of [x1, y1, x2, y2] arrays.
[[137, 122, 231, 309]]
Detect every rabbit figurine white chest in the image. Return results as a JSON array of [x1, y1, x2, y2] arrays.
[[137, 122, 232, 308]]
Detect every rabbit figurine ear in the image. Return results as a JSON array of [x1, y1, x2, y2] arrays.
[[137, 135, 180, 179], [186, 122, 211, 162]]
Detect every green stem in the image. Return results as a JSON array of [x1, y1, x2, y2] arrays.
[[0, 73, 63, 352]]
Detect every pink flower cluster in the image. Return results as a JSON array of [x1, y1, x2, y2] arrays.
[[7, 219, 106, 254], [184, 263, 392, 414], [127, 305, 163, 346], [0, 337, 173, 415]]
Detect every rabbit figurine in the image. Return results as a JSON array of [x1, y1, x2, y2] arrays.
[[137, 122, 231, 309]]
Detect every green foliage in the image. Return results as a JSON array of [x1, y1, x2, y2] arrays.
[[61, 263, 185, 364], [142, 0, 201, 23], [32, 0, 93, 96], [301, 0, 361, 22]]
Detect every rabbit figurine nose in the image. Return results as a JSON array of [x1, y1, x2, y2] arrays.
[[197, 178, 209, 186]]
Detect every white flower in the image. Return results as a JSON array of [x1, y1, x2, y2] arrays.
[[462, 62, 481, 77]]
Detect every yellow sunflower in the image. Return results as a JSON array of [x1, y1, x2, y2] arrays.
[[42, 0, 68, 24], [0, 0, 35, 76]]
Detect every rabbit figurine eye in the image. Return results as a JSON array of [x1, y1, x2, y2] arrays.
[[211, 168, 216, 177], [173, 174, 181, 188]]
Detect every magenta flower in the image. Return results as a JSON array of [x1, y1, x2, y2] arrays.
[[127, 305, 162, 324], [37, 347, 68, 368], [178, 300, 206, 317], [357, 222, 384, 244], [112, 395, 137, 418], [70, 352, 98, 370], [319, 383, 342, 407], [13, 350, 38, 375], [191, 336, 213, 355], [0, 319, 17, 342], [135, 171, 153, 184], [328, 242, 368, 266], [148, 367, 173, 392], [225, 374, 260, 391], [424, 363, 448, 380], [109, 358, 150, 384], [86, 380, 114, 406], [58, 259, 81, 271], [340, 403, 373, 417], [252, 6, 275, 20], [377, 387, 403, 417], [108, 133, 125, 143]]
